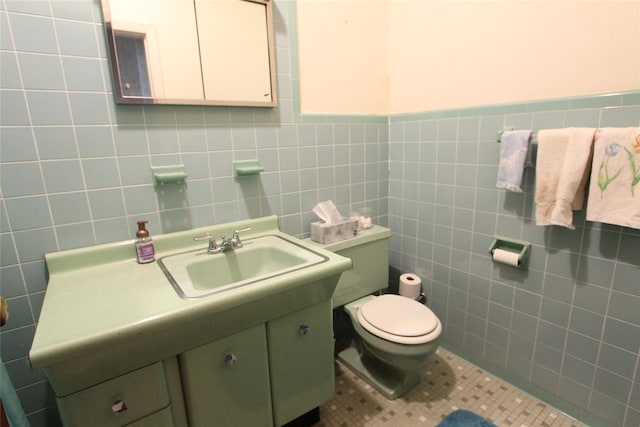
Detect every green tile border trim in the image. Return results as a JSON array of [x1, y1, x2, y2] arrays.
[[297, 113, 388, 124], [621, 91, 640, 106], [390, 90, 640, 122], [569, 92, 624, 109], [286, 0, 301, 117]]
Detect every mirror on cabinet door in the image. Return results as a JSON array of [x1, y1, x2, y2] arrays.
[[101, 0, 278, 107]]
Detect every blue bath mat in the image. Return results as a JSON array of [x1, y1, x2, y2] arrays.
[[436, 409, 497, 427]]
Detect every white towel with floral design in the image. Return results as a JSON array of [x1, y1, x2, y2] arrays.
[[587, 127, 640, 229]]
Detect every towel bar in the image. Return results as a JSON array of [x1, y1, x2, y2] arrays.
[[497, 128, 538, 143]]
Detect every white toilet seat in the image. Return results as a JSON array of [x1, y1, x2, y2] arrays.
[[356, 294, 441, 345]]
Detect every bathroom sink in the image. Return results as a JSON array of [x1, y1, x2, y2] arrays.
[[158, 235, 329, 299]]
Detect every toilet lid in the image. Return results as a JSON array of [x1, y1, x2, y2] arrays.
[[358, 294, 439, 339]]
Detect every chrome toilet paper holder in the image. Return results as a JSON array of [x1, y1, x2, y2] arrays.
[[489, 236, 531, 268]]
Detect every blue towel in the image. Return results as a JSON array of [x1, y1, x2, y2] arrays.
[[436, 409, 497, 427], [496, 130, 532, 192]]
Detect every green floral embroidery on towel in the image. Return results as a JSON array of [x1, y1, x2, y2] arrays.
[[598, 143, 624, 196], [598, 135, 640, 197], [625, 134, 640, 196]]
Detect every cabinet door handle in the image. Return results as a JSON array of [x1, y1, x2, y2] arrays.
[[111, 400, 128, 415], [224, 353, 238, 366], [299, 324, 311, 335]]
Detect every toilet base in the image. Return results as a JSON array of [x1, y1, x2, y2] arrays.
[[337, 346, 420, 400]]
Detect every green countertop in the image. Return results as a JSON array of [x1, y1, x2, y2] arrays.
[[30, 216, 351, 396]]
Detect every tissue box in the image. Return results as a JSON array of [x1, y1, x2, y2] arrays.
[[310, 218, 358, 244]]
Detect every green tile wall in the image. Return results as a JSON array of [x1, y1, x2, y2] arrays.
[[389, 92, 640, 427], [1, 1, 638, 426], [0, 1, 388, 425]]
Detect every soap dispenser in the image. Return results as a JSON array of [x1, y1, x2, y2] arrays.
[[135, 220, 155, 264]]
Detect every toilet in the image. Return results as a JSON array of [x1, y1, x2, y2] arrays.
[[314, 225, 442, 400]]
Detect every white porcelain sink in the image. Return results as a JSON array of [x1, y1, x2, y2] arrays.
[[158, 235, 329, 299]]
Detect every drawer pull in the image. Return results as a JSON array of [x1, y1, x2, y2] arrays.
[[111, 400, 128, 415], [224, 353, 238, 366], [299, 324, 310, 335]]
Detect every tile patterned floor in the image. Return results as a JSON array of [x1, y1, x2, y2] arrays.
[[317, 348, 585, 427]]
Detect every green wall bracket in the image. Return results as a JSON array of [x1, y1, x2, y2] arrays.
[[233, 160, 264, 177], [152, 165, 187, 185], [489, 236, 531, 268]]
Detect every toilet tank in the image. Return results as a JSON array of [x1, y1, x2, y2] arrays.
[[306, 226, 391, 308]]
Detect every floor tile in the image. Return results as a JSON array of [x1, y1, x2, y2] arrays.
[[317, 348, 584, 426]]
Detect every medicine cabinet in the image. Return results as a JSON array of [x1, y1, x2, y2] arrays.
[[101, 0, 278, 107]]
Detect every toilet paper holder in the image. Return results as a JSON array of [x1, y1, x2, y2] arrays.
[[489, 236, 531, 268]]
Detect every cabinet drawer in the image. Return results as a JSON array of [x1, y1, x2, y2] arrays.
[[125, 405, 173, 427], [58, 362, 169, 427]]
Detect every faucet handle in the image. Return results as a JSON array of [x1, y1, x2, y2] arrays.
[[193, 233, 214, 242], [194, 234, 219, 253], [231, 227, 251, 248]]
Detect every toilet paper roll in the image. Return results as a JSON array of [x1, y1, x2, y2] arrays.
[[492, 248, 521, 267], [399, 273, 422, 299]]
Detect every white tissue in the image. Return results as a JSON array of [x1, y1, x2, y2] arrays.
[[313, 200, 341, 224], [351, 214, 372, 229]]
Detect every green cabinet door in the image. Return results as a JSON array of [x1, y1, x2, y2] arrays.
[[267, 301, 335, 426], [179, 324, 272, 427]]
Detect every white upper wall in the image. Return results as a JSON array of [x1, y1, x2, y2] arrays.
[[296, 0, 640, 114], [295, 0, 389, 114]]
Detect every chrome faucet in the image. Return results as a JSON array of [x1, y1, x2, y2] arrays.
[[194, 227, 251, 254], [231, 227, 252, 248]]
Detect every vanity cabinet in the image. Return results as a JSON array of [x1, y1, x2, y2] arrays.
[[179, 301, 334, 426], [42, 296, 338, 427], [52, 301, 334, 427], [30, 217, 349, 427]]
